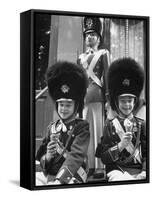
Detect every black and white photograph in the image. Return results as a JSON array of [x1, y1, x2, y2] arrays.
[[20, 9, 149, 190]]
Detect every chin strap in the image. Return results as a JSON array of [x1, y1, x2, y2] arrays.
[[114, 100, 133, 118]]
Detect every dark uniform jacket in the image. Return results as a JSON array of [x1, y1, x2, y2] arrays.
[[95, 116, 146, 174], [36, 118, 90, 184]]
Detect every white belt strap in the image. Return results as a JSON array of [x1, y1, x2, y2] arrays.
[[112, 118, 141, 163], [87, 49, 107, 87]]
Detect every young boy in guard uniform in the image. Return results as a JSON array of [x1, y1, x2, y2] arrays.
[[36, 61, 90, 185], [95, 58, 146, 181]]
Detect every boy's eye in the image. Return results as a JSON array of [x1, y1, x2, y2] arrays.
[[121, 100, 127, 103], [120, 99, 133, 104], [59, 103, 72, 107], [66, 103, 73, 107], [87, 33, 96, 37]]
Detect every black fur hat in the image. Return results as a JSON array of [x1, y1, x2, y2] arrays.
[[46, 61, 88, 113], [107, 57, 144, 110], [83, 17, 102, 38]]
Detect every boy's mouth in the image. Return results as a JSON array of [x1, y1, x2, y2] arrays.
[[60, 112, 69, 116], [123, 108, 130, 112], [122, 109, 132, 115]]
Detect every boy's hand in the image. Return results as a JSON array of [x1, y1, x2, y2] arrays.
[[118, 132, 133, 151], [50, 133, 60, 142], [45, 141, 57, 161]]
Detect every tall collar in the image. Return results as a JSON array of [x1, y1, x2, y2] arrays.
[[86, 47, 98, 54], [56, 119, 75, 133], [117, 113, 134, 121]]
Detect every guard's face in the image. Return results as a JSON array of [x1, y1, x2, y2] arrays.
[[57, 100, 75, 120], [85, 32, 99, 47], [118, 96, 135, 116]]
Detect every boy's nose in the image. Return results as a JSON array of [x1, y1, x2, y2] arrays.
[[61, 106, 67, 111], [87, 34, 92, 38], [125, 102, 130, 107]]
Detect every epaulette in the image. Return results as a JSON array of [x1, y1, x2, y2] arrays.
[[47, 119, 60, 131], [134, 116, 145, 123], [75, 118, 88, 125], [78, 53, 86, 60], [75, 118, 84, 122], [107, 117, 116, 123]]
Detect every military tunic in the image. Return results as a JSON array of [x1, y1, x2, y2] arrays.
[[36, 118, 90, 184], [95, 116, 146, 175], [77, 49, 110, 170], [78, 49, 109, 103]]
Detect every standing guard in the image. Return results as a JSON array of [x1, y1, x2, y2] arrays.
[[78, 17, 110, 174]]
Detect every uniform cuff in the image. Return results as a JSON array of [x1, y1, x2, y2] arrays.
[[142, 160, 146, 171], [40, 155, 47, 170], [108, 145, 120, 162], [56, 166, 73, 184], [40, 154, 53, 175]]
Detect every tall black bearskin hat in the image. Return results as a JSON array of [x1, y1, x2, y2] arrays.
[[83, 17, 102, 38], [46, 61, 88, 114], [107, 57, 144, 111]]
